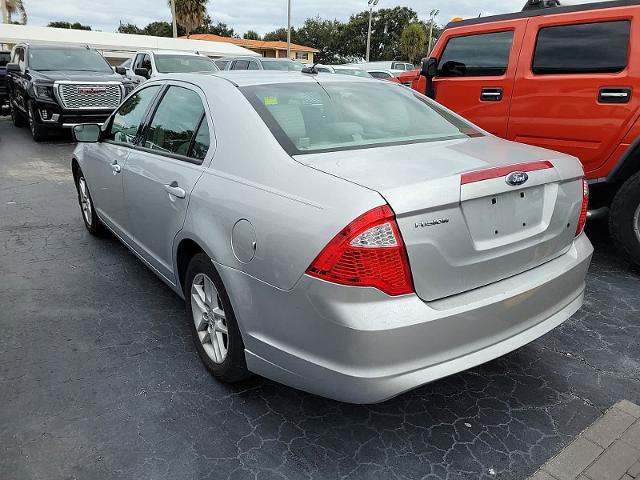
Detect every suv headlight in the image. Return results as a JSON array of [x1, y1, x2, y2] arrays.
[[34, 84, 55, 100]]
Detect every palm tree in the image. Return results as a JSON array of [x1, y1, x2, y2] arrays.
[[4, 0, 27, 24], [170, 0, 207, 35]]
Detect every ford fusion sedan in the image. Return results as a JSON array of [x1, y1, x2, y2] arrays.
[[71, 72, 593, 403]]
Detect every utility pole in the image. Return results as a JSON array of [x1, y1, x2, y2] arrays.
[[427, 9, 439, 54], [1, 0, 8, 25], [366, 0, 380, 62], [287, 0, 292, 59], [170, 0, 177, 38]]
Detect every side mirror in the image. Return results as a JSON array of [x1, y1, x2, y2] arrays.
[[6, 62, 20, 73], [73, 124, 101, 143], [134, 67, 149, 79], [115, 66, 127, 75], [421, 57, 438, 78]]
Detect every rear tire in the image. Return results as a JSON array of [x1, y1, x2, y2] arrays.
[[27, 101, 48, 142], [609, 171, 640, 266], [185, 253, 250, 383]]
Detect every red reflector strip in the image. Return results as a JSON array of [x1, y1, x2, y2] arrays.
[[461, 161, 554, 185]]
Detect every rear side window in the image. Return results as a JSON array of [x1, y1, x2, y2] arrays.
[[438, 31, 514, 77], [144, 86, 206, 161], [533, 21, 630, 75]]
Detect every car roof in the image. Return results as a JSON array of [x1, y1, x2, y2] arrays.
[[159, 70, 378, 87], [22, 43, 96, 51], [445, 0, 640, 29]]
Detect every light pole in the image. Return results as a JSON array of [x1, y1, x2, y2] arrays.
[[427, 9, 440, 54], [170, 0, 177, 38], [1, 0, 8, 25], [287, 0, 292, 59], [366, 0, 380, 62]]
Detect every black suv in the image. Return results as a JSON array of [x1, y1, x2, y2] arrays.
[[0, 51, 10, 111], [6, 44, 135, 141]]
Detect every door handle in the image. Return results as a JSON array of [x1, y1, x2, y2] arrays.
[[599, 87, 631, 104], [480, 88, 503, 102], [164, 182, 186, 199], [111, 163, 121, 174]]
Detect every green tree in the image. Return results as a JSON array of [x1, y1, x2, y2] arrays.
[[191, 16, 236, 37], [263, 27, 291, 42], [171, 0, 208, 35], [295, 17, 345, 64], [400, 23, 427, 64], [48, 21, 92, 31], [243, 30, 260, 40], [5, 0, 27, 24], [144, 21, 185, 37], [117, 23, 142, 34]]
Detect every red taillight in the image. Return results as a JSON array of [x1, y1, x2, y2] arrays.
[[576, 177, 589, 237], [306, 205, 414, 296]]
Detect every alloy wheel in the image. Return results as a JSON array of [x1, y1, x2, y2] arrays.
[[191, 273, 228, 364], [78, 177, 92, 227]]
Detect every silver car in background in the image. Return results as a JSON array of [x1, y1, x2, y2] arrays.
[[71, 72, 593, 403]]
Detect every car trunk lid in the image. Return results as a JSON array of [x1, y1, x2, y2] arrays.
[[295, 136, 585, 301]]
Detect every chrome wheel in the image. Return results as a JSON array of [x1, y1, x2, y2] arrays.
[[78, 177, 92, 227], [191, 273, 228, 364]]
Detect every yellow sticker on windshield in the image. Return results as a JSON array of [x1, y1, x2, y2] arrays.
[[264, 96, 278, 106]]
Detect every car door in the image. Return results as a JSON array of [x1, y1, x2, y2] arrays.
[[123, 83, 211, 282], [83, 85, 162, 238], [430, 21, 525, 137], [508, 15, 636, 176]]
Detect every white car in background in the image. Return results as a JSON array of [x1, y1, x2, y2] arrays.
[[126, 50, 218, 84]]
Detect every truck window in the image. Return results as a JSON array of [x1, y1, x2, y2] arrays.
[[438, 31, 513, 77], [532, 21, 630, 75]]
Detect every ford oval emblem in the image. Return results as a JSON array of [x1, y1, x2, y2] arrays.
[[506, 171, 529, 186]]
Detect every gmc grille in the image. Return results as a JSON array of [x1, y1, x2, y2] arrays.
[[56, 83, 123, 110]]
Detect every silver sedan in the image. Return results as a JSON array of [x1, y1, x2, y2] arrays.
[[71, 72, 593, 404]]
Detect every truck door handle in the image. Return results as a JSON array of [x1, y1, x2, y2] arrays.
[[480, 88, 503, 102], [111, 162, 121, 174], [599, 87, 631, 104], [164, 182, 186, 199]]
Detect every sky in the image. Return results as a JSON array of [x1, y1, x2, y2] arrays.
[[24, 0, 604, 35]]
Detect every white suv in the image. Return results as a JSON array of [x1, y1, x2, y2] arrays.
[[127, 50, 218, 84]]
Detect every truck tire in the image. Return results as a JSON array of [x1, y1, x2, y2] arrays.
[[609, 171, 640, 266], [27, 101, 48, 142], [11, 103, 27, 128]]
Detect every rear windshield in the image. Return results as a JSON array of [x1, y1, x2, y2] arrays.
[[0, 52, 10, 67], [261, 61, 304, 71], [155, 55, 218, 73], [29, 48, 112, 72], [241, 82, 480, 154]]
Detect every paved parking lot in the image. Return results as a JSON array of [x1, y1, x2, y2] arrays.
[[1, 116, 639, 480]]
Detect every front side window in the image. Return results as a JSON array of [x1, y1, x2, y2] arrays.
[[533, 21, 630, 75], [28, 48, 112, 72], [438, 31, 514, 77], [154, 55, 217, 73], [141, 54, 152, 71], [241, 82, 480, 155], [108, 86, 161, 144], [143, 86, 206, 159]]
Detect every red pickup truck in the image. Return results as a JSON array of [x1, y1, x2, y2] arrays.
[[412, 0, 640, 265]]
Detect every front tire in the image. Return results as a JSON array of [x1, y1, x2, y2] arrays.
[[185, 253, 250, 383], [27, 101, 49, 142], [610, 171, 640, 266], [11, 102, 27, 127], [75, 171, 107, 237]]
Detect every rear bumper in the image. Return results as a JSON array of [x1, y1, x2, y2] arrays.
[[220, 234, 593, 404]]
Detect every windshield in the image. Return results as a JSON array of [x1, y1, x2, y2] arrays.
[[155, 55, 218, 73], [0, 52, 10, 67], [334, 69, 372, 78], [242, 82, 480, 155], [261, 60, 304, 71], [29, 48, 112, 72]]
